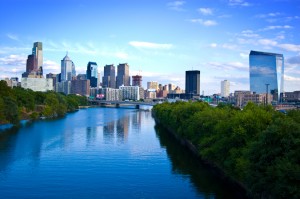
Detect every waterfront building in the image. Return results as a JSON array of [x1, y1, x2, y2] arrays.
[[221, 80, 230, 97], [249, 50, 284, 102], [102, 64, 116, 88], [132, 75, 142, 87], [185, 70, 200, 95], [98, 88, 122, 101], [146, 89, 157, 99], [86, 62, 98, 87], [116, 63, 130, 88], [119, 86, 140, 101], [21, 77, 53, 92], [61, 53, 76, 82], [46, 73, 57, 91], [71, 79, 90, 96], [147, 81, 158, 90]]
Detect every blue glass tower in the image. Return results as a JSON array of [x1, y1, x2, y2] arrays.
[[249, 50, 284, 102], [86, 62, 98, 87]]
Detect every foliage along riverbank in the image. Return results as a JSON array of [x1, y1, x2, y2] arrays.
[[0, 80, 88, 125], [152, 101, 300, 199]]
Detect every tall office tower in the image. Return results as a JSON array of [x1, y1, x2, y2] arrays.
[[102, 64, 116, 88], [116, 63, 130, 88], [61, 53, 76, 82], [147, 81, 158, 90], [185, 70, 200, 95], [86, 62, 98, 87], [132, 75, 142, 87], [249, 50, 284, 101], [25, 55, 36, 74], [32, 42, 43, 71], [221, 80, 230, 97]]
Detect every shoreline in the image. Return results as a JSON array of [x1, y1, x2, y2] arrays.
[[152, 112, 250, 199]]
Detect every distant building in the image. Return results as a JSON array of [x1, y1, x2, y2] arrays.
[[46, 73, 57, 90], [21, 77, 53, 92], [185, 70, 200, 96], [102, 64, 116, 88], [61, 53, 76, 82], [116, 63, 130, 88], [147, 81, 158, 90], [285, 91, 300, 102], [98, 88, 122, 101], [146, 89, 156, 99], [168, 83, 176, 92], [86, 62, 98, 87], [77, 74, 87, 80], [249, 50, 284, 102], [71, 79, 90, 96], [120, 86, 140, 101], [132, 75, 142, 87], [56, 81, 71, 95], [221, 80, 230, 97], [22, 42, 43, 78]]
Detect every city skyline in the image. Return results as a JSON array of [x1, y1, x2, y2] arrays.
[[0, 0, 299, 93]]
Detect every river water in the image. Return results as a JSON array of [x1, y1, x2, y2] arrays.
[[0, 108, 245, 198]]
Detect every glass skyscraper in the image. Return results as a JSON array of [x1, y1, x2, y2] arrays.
[[185, 70, 200, 95], [249, 50, 284, 101], [61, 53, 76, 82], [86, 62, 98, 87]]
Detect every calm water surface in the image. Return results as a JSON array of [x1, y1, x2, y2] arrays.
[[0, 108, 244, 198]]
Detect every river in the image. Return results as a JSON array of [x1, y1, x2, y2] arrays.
[[0, 108, 246, 198]]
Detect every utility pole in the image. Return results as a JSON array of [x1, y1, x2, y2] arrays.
[[265, 83, 270, 105]]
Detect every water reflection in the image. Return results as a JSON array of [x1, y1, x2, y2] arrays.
[[155, 125, 248, 199]]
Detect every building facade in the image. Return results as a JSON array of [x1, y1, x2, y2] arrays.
[[249, 50, 284, 102], [132, 75, 142, 87], [185, 70, 200, 95], [61, 53, 76, 82], [86, 62, 98, 87], [221, 80, 230, 97], [147, 81, 158, 90], [21, 77, 53, 92], [116, 63, 130, 88], [102, 64, 116, 88], [119, 86, 140, 101], [71, 79, 90, 96]]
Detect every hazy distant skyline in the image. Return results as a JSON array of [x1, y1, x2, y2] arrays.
[[0, 0, 299, 93]]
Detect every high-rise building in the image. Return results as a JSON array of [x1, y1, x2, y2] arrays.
[[71, 79, 90, 96], [185, 70, 200, 95], [168, 83, 176, 91], [221, 80, 230, 97], [61, 53, 76, 81], [249, 50, 284, 101], [132, 75, 142, 87], [116, 63, 130, 88], [86, 62, 98, 87], [32, 42, 43, 70], [147, 81, 158, 90], [102, 64, 116, 88]]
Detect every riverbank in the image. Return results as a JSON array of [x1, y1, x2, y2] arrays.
[[152, 112, 249, 198], [152, 101, 300, 199]]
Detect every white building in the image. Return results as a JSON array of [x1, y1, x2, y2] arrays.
[[21, 77, 53, 92], [98, 88, 122, 101], [120, 86, 140, 101], [56, 81, 71, 95], [221, 80, 230, 97]]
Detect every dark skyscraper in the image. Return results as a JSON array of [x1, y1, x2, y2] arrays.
[[132, 75, 142, 87], [102, 64, 116, 88], [22, 42, 43, 77], [116, 63, 130, 88], [249, 50, 284, 101], [86, 62, 98, 87], [185, 70, 200, 95]]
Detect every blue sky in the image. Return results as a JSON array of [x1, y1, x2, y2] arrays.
[[0, 0, 299, 93]]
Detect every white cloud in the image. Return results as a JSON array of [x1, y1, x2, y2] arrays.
[[228, 0, 251, 7], [129, 41, 173, 50], [260, 25, 293, 31], [240, 52, 248, 59], [258, 39, 278, 46], [115, 52, 129, 59], [210, 43, 218, 48], [167, 1, 185, 11], [198, 8, 213, 15], [43, 60, 60, 72], [190, 19, 217, 26], [256, 12, 281, 18], [277, 44, 300, 52], [207, 61, 248, 71], [7, 34, 19, 41], [0, 54, 27, 66]]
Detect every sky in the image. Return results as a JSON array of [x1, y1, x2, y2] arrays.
[[0, 0, 299, 94]]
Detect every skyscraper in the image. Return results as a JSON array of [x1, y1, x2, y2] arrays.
[[32, 42, 43, 70], [102, 64, 116, 88], [185, 70, 200, 95], [116, 63, 130, 88], [132, 75, 142, 87], [249, 50, 284, 101], [221, 80, 230, 97], [61, 53, 76, 82], [86, 62, 98, 87], [23, 42, 43, 77]]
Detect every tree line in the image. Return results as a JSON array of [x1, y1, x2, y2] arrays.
[[0, 80, 88, 125], [152, 101, 300, 199]]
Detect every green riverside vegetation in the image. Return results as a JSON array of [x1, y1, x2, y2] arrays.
[[152, 101, 300, 199], [0, 80, 88, 125]]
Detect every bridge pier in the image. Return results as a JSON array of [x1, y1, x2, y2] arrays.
[[116, 103, 120, 108], [135, 105, 140, 109]]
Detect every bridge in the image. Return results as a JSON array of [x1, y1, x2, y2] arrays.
[[88, 100, 156, 109]]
